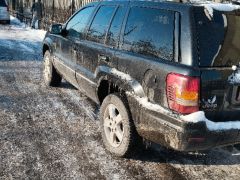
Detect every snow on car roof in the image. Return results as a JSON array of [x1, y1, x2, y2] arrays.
[[192, 1, 240, 16]]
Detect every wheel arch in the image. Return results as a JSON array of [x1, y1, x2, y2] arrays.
[[43, 43, 50, 56], [42, 37, 54, 56], [96, 66, 145, 104]]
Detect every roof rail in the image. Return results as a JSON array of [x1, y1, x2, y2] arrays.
[[103, 0, 187, 3]]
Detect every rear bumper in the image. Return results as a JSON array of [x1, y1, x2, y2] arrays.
[[128, 96, 240, 151]]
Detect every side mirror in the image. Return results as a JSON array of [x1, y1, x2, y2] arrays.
[[49, 24, 63, 35]]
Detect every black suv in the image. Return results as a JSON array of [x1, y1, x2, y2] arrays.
[[42, 0, 240, 157]]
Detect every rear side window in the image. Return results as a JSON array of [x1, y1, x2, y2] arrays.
[[122, 7, 174, 60], [106, 6, 126, 47], [0, 0, 7, 6], [66, 6, 95, 39], [87, 6, 116, 44]]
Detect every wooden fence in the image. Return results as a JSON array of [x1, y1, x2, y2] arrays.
[[7, 0, 97, 29]]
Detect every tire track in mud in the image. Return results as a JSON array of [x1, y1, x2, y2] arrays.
[[0, 61, 186, 179]]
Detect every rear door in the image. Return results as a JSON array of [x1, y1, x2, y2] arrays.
[[116, 2, 187, 109], [194, 8, 240, 121]]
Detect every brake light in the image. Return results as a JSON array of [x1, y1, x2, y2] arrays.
[[166, 73, 200, 114]]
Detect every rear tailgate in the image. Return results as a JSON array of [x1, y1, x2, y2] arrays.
[[194, 7, 240, 121]]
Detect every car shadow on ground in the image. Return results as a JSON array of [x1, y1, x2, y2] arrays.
[[127, 142, 240, 166], [60, 81, 78, 90]]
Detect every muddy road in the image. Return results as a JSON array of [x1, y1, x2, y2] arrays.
[[1, 22, 240, 180]]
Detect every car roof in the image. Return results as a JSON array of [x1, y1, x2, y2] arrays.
[[101, 0, 195, 7], [97, 0, 201, 13]]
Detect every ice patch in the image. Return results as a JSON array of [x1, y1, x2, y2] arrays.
[[181, 111, 240, 131]]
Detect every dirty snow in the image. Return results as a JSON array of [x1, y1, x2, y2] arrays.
[[181, 111, 240, 131], [127, 93, 171, 114], [110, 68, 133, 82], [0, 16, 46, 61], [10, 15, 25, 27]]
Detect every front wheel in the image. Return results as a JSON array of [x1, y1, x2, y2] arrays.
[[100, 94, 140, 157], [43, 50, 62, 87]]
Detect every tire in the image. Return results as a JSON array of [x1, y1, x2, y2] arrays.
[[100, 94, 140, 157], [43, 50, 62, 87]]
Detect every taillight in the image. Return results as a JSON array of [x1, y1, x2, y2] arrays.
[[166, 73, 200, 114]]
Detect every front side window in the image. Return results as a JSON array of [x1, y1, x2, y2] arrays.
[[106, 7, 125, 47], [87, 6, 116, 44], [123, 7, 174, 60], [66, 6, 95, 39]]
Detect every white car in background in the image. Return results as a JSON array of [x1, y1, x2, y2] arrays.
[[0, 0, 10, 24]]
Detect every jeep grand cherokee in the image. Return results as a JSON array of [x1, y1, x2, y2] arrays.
[[42, 0, 240, 157]]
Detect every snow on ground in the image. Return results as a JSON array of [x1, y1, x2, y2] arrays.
[[0, 16, 46, 61]]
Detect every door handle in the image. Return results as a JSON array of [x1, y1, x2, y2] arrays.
[[98, 54, 110, 62]]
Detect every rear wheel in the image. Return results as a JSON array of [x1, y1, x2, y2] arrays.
[[43, 51, 62, 87], [100, 94, 140, 157]]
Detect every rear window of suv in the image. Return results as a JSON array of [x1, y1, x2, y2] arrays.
[[0, 0, 7, 6], [195, 8, 240, 67]]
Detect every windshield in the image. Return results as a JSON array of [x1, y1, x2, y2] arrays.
[[195, 8, 240, 67]]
